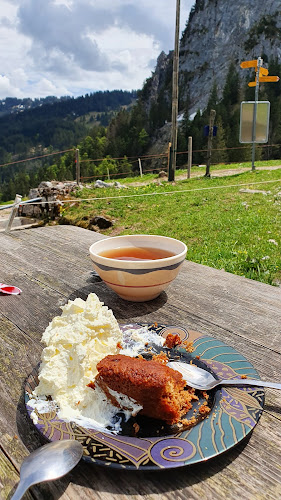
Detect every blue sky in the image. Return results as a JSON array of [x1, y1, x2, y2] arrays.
[[0, 0, 194, 99]]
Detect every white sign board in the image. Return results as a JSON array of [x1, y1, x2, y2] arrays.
[[239, 101, 270, 143]]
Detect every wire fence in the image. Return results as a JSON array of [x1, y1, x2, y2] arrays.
[[0, 148, 73, 169], [0, 143, 280, 172], [11, 177, 281, 207], [2, 148, 281, 232], [1, 142, 281, 215]]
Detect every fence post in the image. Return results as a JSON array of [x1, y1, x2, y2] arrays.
[[5, 194, 22, 233], [167, 142, 172, 175], [187, 136, 192, 178], [138, 158, 143, 177], [75, 148, 80, 185]]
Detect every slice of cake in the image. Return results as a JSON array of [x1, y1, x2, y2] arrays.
[[89, 354, 198, 425]]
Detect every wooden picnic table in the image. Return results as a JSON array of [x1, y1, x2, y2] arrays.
[[1, 224, 281, 500]]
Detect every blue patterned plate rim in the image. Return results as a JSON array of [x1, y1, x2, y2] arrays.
[[24, 323, 265, 471]]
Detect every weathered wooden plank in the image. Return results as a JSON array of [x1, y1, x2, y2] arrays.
[[0, 450, 21, 500], [1, 310, 281, 499], [1, 225, 281, 499], [1, 227, 280, 348]]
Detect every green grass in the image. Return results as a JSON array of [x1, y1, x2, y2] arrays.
[[107, 159, 281, 185], [61, 166, 281, 286]]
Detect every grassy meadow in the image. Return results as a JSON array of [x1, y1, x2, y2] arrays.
[[60, 164, 281, 286]]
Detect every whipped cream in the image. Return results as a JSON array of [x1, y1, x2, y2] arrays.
[[28, 294, 165, 433], [33, 293, 122, 422]]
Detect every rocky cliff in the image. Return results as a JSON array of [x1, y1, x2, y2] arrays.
[[147, 0, 281, 116]]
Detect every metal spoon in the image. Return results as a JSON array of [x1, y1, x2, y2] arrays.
[[11, 440, 83, 500], [167, 361, 281, 391]]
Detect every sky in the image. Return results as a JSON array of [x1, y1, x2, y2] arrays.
[[0, 0, 194, 100]]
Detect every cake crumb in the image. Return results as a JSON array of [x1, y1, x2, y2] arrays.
[[181, 416, 197, 428], [182, 340, 195, 353], [152, 351, 168, 364], [133, 422, 140, 435], [199, 402, 211, 415], [164, 333, 182, 348]]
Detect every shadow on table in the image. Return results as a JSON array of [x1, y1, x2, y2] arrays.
[[67, 272, 168, 321], [70, 435, 251, 495]]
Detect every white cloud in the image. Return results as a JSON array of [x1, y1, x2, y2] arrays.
[[0, 75, 22, 97], [0, 0, 194, 99]]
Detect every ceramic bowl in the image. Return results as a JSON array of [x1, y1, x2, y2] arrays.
[[89, 234, 187, 302]]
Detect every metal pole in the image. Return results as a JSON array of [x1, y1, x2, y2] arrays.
[[168, 0, 180, 182], [75, 148, 80, 185], [138, 158, 143, 177], [5, 194, 22, 233], [187, 136, 192, 178], [251, 57, 262, 171], [205, 109, 216, 177]]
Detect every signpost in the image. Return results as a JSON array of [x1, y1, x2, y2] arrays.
[[240, 57, 279, 171], [240, 101, 270, 143]]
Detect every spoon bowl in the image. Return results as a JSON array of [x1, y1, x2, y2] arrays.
[[167, 361, 281, 391], [0, 283, 22, 295], [11, 440, 83, 500]]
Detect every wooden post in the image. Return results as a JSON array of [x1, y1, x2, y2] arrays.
[[107, 168, 110, 180], [167, 142, 172, 174], [205, 109, 216, 177], [168, 0, 180, 182], [5, 194, 22, 233], [75, 148, 80, 185], [138, 158, 143, 177], [187, 136, 192, 178]]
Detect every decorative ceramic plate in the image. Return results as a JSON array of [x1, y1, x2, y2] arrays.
[[25, 324, 265, 470]]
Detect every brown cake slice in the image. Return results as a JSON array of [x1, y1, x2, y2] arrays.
[[91, 354, 198, 425]]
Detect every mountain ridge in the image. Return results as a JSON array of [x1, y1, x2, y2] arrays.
[[145, 0, 281, 117]]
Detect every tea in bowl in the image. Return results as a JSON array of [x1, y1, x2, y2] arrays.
[[89, 234, 187, 302]]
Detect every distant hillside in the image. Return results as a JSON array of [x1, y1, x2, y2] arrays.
[[0, 91, 137, 118], [0, 95, 70, 117], [0, 90, 137, 160]]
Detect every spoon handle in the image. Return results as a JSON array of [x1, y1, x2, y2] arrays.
[[221, 379, 281, 390], [11, 480, 29, 500]]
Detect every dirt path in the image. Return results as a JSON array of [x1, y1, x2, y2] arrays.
[[0, 207, 12, 221], [130, 165, 281, 186]]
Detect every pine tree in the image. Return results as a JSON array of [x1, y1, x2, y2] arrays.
[[211, 116, 228, 164]]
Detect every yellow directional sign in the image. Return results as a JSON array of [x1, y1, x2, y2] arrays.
[[241, 58, 279, 86], [259, 67, 269, 76], [259, 75, 279, 82], [240, 60, 258, 69], [248, 74, 279, 86]]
